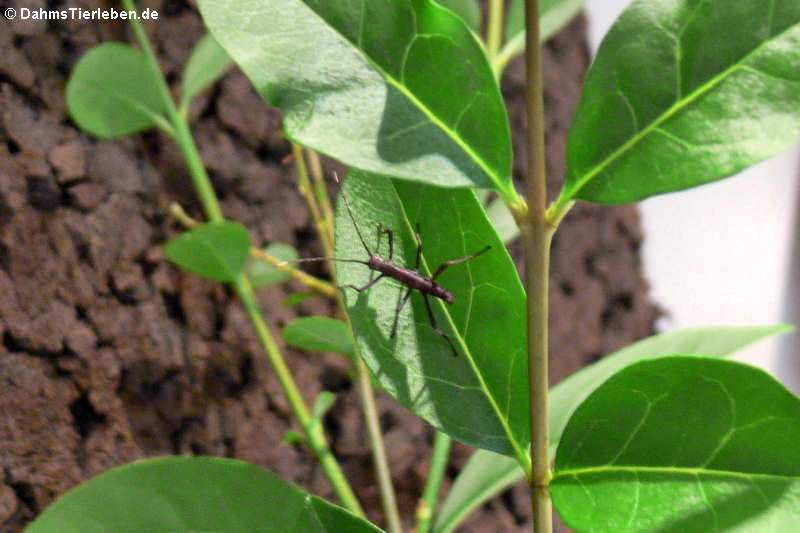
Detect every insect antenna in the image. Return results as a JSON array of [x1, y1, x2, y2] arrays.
[[333, 172, 372, 256], [278, 257, 369, 266]]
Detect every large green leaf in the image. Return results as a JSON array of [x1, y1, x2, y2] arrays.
[[66, 42, 168, 138], [335, 170, 528, 465], [180, 33, 233, 111], [552, 357, 800, 532], [549, 324, 792, 455], [434, 324, 790, 533], [197, 0, 516, 201], [164, 221, 251, 282], [556, 0, 800, 206], [25, 457, 382, 533]]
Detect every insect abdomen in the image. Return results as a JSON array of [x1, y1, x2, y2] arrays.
[[369, 255, 455, 305]]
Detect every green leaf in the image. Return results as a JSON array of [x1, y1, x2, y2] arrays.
[[485, 196, 519, 243], [197, 0, 516, 202], [497, 0, 585, 71], [284, 429, 306, 446], [283, 292, 317, 307], [552, 357, 800, 532], [25, 456, 383, 533], [549, 324, 792, 458], [66, 42, 168, 138], [180, 33, 233, 111], [282, 316, 356, 358], [313, 390, 337, 418], [435, 0, 481, 32], [433, 449, 520, 533], [434, 324, 789, 533], [164, 221, 251, 282], [249, 242, 299, 287], [336, 170, 528, 465], [557, 0, 800, 206]]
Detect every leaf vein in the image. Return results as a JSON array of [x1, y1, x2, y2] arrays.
[[568, 11, 800, 200]]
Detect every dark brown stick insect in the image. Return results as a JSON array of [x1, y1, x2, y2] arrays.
[[292, 176, 491, 356]]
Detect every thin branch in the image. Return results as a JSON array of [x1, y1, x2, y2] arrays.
[[250, 248, 337, 297], [357, 357, 403, 533], [294, 144, 333, 256]]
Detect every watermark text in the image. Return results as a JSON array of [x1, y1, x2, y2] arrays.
[[4, 7, 159, 22]]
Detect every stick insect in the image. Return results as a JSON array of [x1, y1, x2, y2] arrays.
[[294, 175, 491, 356]]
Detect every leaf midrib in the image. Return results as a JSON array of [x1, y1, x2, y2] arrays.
[[564, 19, 800, 202], [391, 183, 530, 473], [554, 464, 798, 482], [73, 83, 168, 133], [296, 0, 512, 198]]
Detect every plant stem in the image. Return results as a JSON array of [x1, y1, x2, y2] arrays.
[[295, 149, 402, 531], [293, 144, 334, 255], [523, 1, 553, 532], [486, 0, 505, 62], [357, 357, 403, 533], [306, 149, 336, 246], [235, 276, 364, 516], [414, 432, 452, 533], [168, 202, 336, 297], [121, 0, 223, 223], [249, 248, 337, 297], [123, 1, 364, 516]]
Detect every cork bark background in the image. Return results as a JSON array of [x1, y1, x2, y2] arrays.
[[0, 1, 658, 531]]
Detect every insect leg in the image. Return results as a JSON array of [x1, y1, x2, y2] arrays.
[[414, 223, 423, 270], [339, 274, 385, 293], [422, 293, 458, 357], [390, 287, 414, 339], [378, 222, 394, 260], [431, 245, 492, 280]]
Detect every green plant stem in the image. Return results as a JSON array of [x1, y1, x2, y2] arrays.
[[493, 34, 522, 80], [123, 0, 364, 516], [250, 248, 337, 297], [306, 149, 336, 244], [295, 149, 402, 532], [414, 432, 452, 533], [121, 0, 222, 222], [235, 276, 364, 516], [293, 144, 333, 255], [486, 0, 505, 62], [356, 357, 403, 533], [523, 1, 553, 533], [168, 202, 336, 297]]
